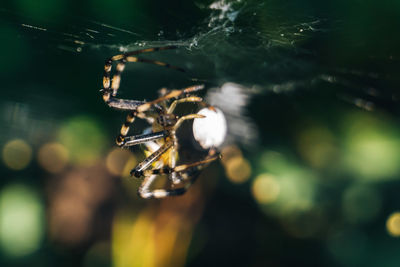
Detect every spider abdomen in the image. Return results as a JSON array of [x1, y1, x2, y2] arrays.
[[193, 107, 227, 149]]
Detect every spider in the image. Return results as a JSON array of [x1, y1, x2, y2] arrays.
[[101, 45, 227, 199]]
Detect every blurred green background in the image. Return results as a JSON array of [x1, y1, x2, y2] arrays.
[[1, 0, 400, 266]]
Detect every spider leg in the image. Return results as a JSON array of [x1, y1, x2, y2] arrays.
[[138, 172, 199, 199], [165, 112, 206, 183], [102, 46, 187, 108], [116, 110, 153, 146], [116, 85, 205, 146], [173, 113, 205, 130], [167, 96, 205, 114], [141, 150, 220, 178], [135, 85, 205, 113], [131, 140, 173, 177], [169, 139, 179, 184], [137, 150, 220, 199], [120, 130, 168, 147], [107, 56, 186, 98], [102, 98, 145, 111]]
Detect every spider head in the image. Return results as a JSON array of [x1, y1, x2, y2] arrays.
[[157, 113, 178, 127]]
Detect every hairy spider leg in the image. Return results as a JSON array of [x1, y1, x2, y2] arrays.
[[131, 140, 174, 177], [116, 110, 152, 146], [116, 85, 205, 146], [102, 46, 186, 110], [166, 112, 206, 184], [135, 84, 204, 113], [141, 151, 220, 177], [167, 96, 204, 114], [137, 149, 221, 199], [164, 96, 206, 183], [122, 130, 169, 147]]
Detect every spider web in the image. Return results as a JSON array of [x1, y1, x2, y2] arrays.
[[1, 0, 399, 147]]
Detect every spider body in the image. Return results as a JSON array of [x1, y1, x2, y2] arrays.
[[101, 46, 226, 198]]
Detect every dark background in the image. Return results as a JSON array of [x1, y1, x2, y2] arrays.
[[1, 0, 400, 266]]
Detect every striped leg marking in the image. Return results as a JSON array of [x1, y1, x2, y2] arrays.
[[140, 152, 220, 178], [137, 152, 220, 199], [102, 45, 186, 109], [136, 85, 205, 113]]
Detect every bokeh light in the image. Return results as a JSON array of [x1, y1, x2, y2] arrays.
[[0, 183, 45, 257], [37, 142, 69, 173], [251, 173, 280, 204], [258, 151, 293, 175], [386, 212, 400, 237], [113, 211, 155, 267], [58, 116, 107, 166], [220, 145, 242, 165], [47, 164, 113, 245], [342, 112, 400, 181], [224, 157, 251, 184], [106, 148, 136, 177], [270, 169, 316, 214], [296, 126, 339, 169], [113, 183, 205, 267], [256, 151, 317, 216], [221, 145, 251, 183], [49, 193, 91, 245], [2, 139, 32, 170]]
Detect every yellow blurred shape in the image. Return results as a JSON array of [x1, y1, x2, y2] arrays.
[[386, 212, 400, 237], [113, 211, 155, 267], [58, 116, 106, 166], [252, 174, 280, 204], [106, 148, 136, 177], [225, 157, 251, 184], [38, 143, 69, 173], [297, 127, 338, 168], [0, 184, 44, 257], [221, 145, 242, 165], [346, 136, 400, 179], [113, 206, 196, 267], [2, 139, 32, 170]]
